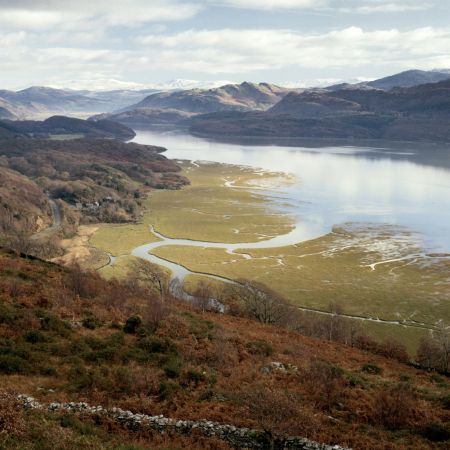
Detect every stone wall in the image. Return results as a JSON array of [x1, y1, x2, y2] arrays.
[[19, 395, 350, 450]]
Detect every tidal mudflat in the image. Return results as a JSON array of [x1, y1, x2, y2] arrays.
[[82, 156, 450, 350]]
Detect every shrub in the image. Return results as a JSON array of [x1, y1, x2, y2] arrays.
[[82, 315, 102, 330], [377, 338, 409, 363], [25, 330, 50, 344], [0, 354, 32, 374], [185, 368, 206, 387], [371, 383, 417, 430], [158, 380, 180, 400], [241, 385, 317, 442], [67, 365, 112, 393], [84, 347, 117, 364], [123, 316, 142, 334], [306, 360, 346, 412], [346, 372, 368, 388], [59, 413, 95, 435], [418, 422, 450, 442], [361, 363, 382, 375], [198, 389, 215, 401], [138, 336, 177, 355], [163, 357, 182, 379], [440, 394, 450, 410], [40, 366, 58, 376], [107, 332, 125, 347], [246, 340, 274, 357], [183, 313, 216, 339], [0, 304, 18, 325], [37, 311, 71, 337]]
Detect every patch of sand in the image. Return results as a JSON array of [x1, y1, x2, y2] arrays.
[[55, 225, 99, 266]]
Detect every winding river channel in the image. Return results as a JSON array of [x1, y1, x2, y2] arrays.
[[130, 131, 450, 294], [126, 131, 450, 326]]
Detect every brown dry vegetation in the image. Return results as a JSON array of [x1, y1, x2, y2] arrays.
[[0, 249, 449, 449], [0, 138, 188, 225]]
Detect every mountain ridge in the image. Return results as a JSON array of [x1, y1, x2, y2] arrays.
[[187, 78, 450, 143]]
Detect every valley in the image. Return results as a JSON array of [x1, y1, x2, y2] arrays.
[[1, 73, 450, 450], [74, 132, 450, 352]]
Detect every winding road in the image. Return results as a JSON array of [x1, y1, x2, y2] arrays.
[[48, 198, 62, 230]]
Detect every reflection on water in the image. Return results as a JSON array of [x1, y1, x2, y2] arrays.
[[133, 130, 450, 252]]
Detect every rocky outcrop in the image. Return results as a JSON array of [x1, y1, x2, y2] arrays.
[[19, 395, 349, 450]]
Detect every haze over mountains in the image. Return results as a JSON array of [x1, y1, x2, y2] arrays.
[[92, 69, 450, 131], [91, 82, 294, 128], [0, 87, 159, 121], [2, 69, 450, 143]]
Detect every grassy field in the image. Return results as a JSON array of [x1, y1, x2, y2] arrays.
[[85, 161, 449, 350], [90, 223, 161, 257], [145, 162, 295, 243], [152, 227, 450, 327]]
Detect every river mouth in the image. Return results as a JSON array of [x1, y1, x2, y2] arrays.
[[133, 130, 450, 254], [87, 130, 450, 350]]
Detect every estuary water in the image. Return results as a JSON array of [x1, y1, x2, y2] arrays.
[[133, 130, 450, 254]]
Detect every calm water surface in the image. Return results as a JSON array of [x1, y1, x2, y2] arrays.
[[133, 131, 450, 253]]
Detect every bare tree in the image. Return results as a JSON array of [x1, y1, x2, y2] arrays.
[[130, 258, 167, 302], [237, 281, 289, 325], [417, 321, 450, 372], [192, 280, 216, 313], [241, 384, 316, 448]]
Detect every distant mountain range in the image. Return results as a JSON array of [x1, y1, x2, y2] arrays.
[[90, 70, 450, 130], [2, 69, 450, 143], [90, 82, 296, 127], [0, 79, 239, 121], [326, 69, 450, 92], [187, 78, 450, 143], [0, 87, 158, 120]]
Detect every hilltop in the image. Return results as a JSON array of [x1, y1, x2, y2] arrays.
[[92, 82, 293, 128], [187, 79, 450, 142], [326, 69, 450, 92], [0, 116, 136, 141], [0, 136, 188, 261]]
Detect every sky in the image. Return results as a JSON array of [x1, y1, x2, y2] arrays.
[[0, 0, 449, 90]]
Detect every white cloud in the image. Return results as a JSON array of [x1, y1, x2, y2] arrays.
[[0, 1, 447, 89], [134, 26, 450, 73], [211, 0, 328, 10], [0, 31, 28, 46], [339, 1, 433, 14], [0, 1, 202, 32], [209, 0, 435, 13]]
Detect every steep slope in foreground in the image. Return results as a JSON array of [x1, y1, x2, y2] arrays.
[[188, 79, 450, 142], [0, 250, 448, 449]]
